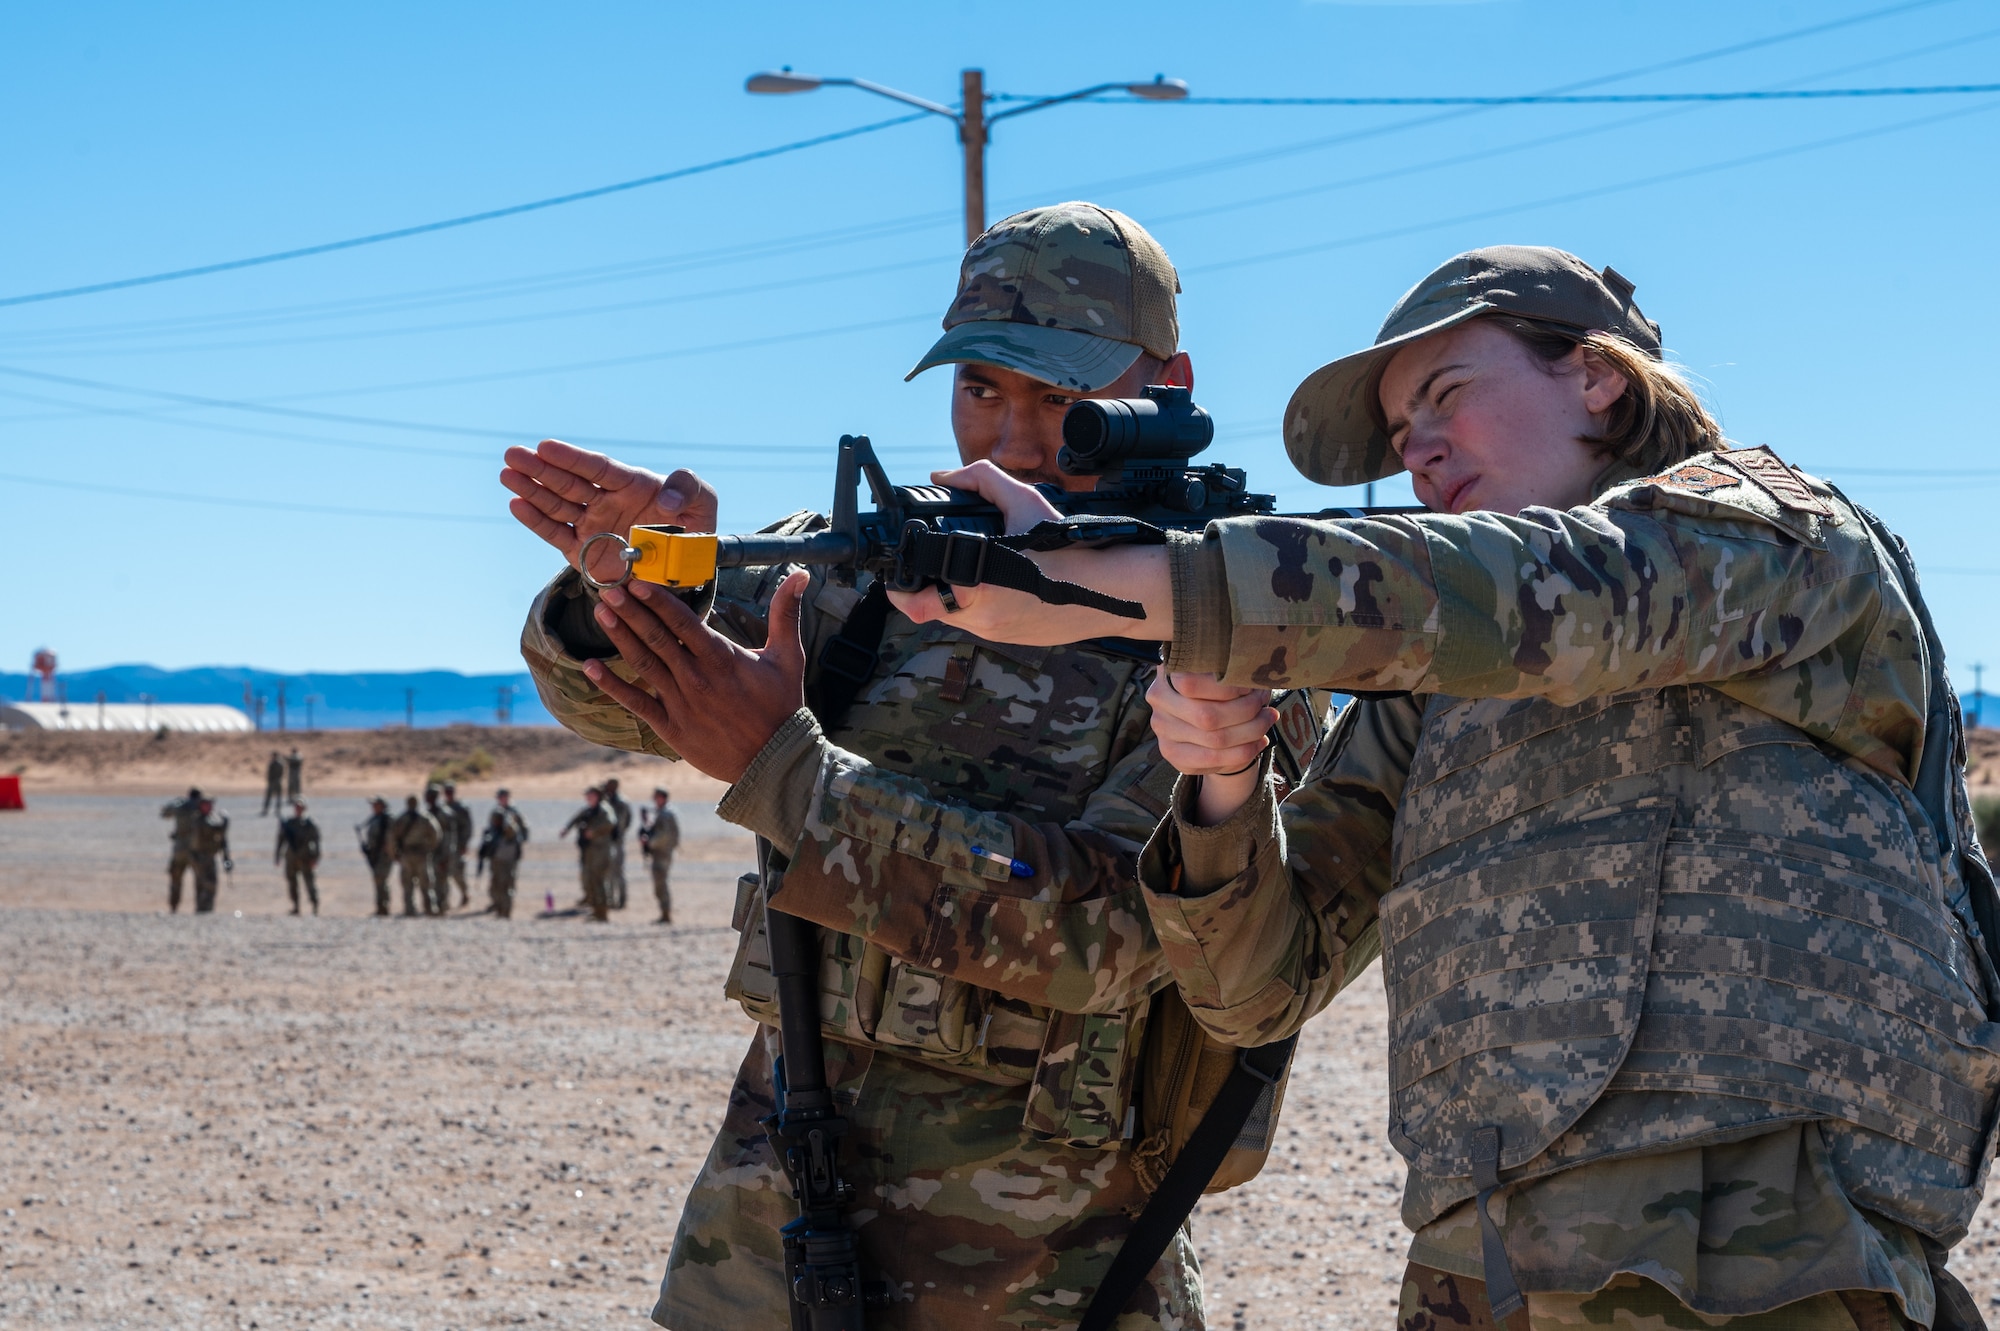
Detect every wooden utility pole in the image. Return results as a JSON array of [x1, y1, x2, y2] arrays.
[[960, 68, 986, 245]]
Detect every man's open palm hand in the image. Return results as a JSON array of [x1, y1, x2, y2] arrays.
[[500, 439, 719, 584]]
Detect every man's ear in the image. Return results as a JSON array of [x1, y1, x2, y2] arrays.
[[1160, 351, 1194, 392]]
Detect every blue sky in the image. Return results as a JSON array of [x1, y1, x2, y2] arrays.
[[4, 1, 1997, 691]]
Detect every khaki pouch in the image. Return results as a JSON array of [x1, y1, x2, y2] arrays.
[[1129, 986, 1289, 1195]]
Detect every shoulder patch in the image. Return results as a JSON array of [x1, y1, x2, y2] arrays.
[[1718, 445, 1834, 517], [1639, 462, 1741, 496]]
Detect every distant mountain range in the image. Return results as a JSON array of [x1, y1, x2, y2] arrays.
[[0, 665, 554, 731]]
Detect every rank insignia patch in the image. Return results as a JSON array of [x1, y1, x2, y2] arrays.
[[1725, 445, 1835, 516], [1642, 464, 1741, 495]]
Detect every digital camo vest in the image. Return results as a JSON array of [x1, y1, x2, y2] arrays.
[[726, 613, 1165, 1150], [1383, 683, 2000, 1233]]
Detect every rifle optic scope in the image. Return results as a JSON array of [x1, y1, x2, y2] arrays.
[[1058, 384, 1213, 475]]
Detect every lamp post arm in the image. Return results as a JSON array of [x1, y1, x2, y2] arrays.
[[824, 78, 962, 121], [985, 82, 1132, 124]]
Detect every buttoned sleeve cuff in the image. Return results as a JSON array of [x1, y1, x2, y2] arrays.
[[714, 708, 827, 855], [1164, 527, 1232, 676]]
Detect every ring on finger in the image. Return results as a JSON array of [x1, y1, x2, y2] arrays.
[[937, 584, 962, 614]]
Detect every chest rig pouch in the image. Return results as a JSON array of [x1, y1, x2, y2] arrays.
[[723, 604, 1161, 1148]]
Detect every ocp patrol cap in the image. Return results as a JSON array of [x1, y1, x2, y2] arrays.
[[907, 201, 1180, 392], [1284, 245, 1663, 487]]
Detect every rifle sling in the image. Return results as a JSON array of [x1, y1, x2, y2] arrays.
[[894, 521, 1150, 620], [807, 583, 894, 729], [1078, 1035, 1297, 1331]]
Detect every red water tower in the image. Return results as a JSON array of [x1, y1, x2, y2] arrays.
[[30, 648, 56, 703]]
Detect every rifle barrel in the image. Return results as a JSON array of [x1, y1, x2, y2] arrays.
[[715, 531, 859, 569]]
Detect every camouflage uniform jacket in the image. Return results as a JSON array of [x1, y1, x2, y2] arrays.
[[275, 814, 321, 867], [359, 810, 393, 867], [640, 808, 680, 859], [189, 812, 230, 860], [478, 819, 523, 869], [161, 796, 202, 851], [561, 802, 616, 856], [387, 808, 439, 857], [521, 509, 1196, 1331], [443, 798, 474, 857], [1142, 447, 2000, 1323]]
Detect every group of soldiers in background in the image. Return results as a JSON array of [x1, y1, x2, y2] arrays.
[[558, 779, 677, 924], [163, 775, 675, 923], [357, 781, 496, 917], [259, 748, 304, 816]]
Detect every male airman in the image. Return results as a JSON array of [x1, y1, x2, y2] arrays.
[[477, 808, 525, 919], [160, 785, 204, 913], [506, 202, 1207, 1329], [274, 799, 321, 915], [388, 794, 442, 917], [600, 777, 631, 911], [559, 786, 616, 923], [439, 780, 474, 907], [637, 787, 679, 925], [260, 751, 284, 815], [495, 787, 530, 845], [357, 796, 394, 916], [188, 797, 232, 914]]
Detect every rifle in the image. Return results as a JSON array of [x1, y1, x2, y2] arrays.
[[577, 385, 1409, 616]]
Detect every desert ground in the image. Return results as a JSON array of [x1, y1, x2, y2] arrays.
[[5, 729, 2000, 1329]]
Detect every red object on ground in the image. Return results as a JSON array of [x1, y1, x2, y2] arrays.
[[0, 775, 22, 810]]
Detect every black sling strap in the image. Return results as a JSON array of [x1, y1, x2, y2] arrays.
[[892, 522, 1145, 620], [1077, 1035, 1297, 1331], [806, 582, 895, 728]]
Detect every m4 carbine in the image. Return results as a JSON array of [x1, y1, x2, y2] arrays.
[[580, 385, 1402, 618]]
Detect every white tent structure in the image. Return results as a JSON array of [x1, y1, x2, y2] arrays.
[[0, 702, 254, 733]]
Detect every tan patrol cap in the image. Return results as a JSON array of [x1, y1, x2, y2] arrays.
[[1284, 245, 1663, 487], [907, 201, 1180, 392]]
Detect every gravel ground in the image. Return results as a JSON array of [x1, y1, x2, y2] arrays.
[[4, 794, 1999, 1329]]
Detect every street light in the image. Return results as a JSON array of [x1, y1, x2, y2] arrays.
[[746, 66, 1188, 245]]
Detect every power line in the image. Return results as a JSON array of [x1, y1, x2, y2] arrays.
[[11, 16, 1983, 372], [0, 470, 510, 524], [996, 81, 2000, 107], [1186, 96, 2000, 275], [0, 112, 931, 310], [0, 363, 935, 455], [3, 254, 951, 362], [0, 1, 1952, 320]]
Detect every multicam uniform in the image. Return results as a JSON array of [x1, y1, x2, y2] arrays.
[[560, 801, 617, 921], [478, 814, 524, 918], [388, 805, 441, 916], [1140, 447, 2000, 1326], [275, 811, 321, 914], [441, 793, 474, 907], [359, 807, 395, 915], [161, 795, 202, 912], [188, 810, 231, 914], [523, 528, 1194, 1331], [639, 804, 680, 922], [604, 786, 633, 911]]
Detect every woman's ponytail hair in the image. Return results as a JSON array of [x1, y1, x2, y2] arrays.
[[1490, 316, 1726, 474]]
